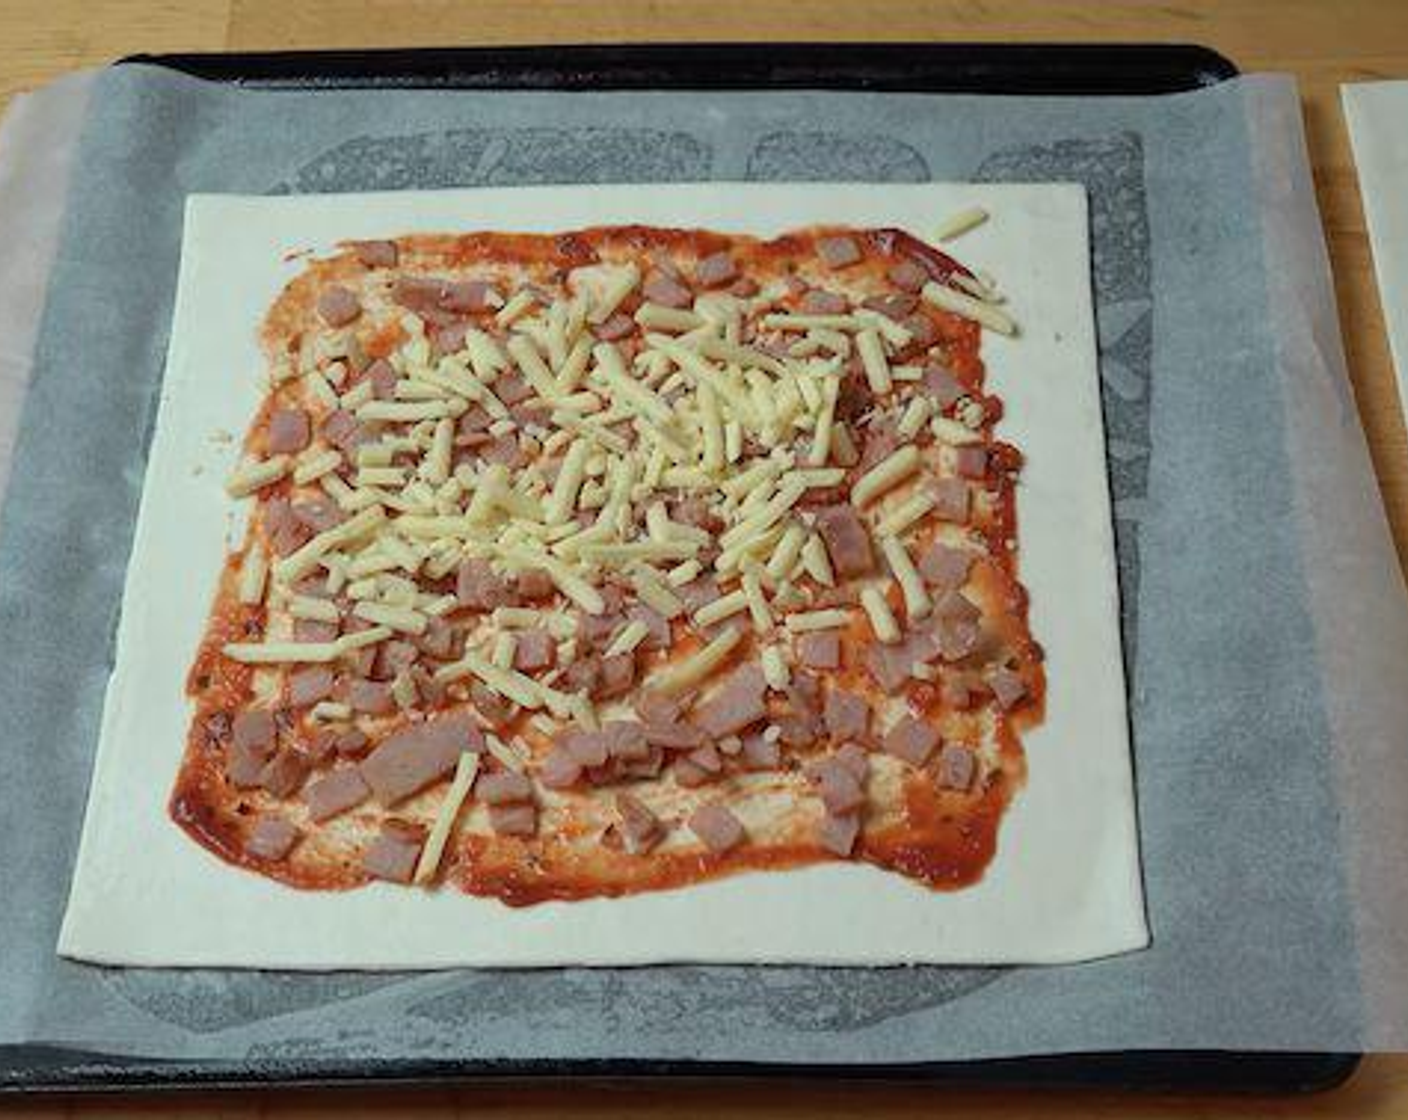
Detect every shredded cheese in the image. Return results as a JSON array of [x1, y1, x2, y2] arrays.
[[760, 644, 790, 690], [934, 205, 989, 242], [921, 280, 1018, 336], [879, 535, 931, 620], [784, 608, 850, 633], [852, 444, 921, 507], [860, 586, 901, 644], [225, 455, 290, 498], [650, 626, 743, 695], [237, 545, 268, 606], [413, 752, 480, 885]]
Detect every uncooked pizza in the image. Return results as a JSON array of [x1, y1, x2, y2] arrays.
[[171, 223, 1044, 904]]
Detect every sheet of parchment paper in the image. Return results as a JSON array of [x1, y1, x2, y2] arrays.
[[2, 64, 1407, 1061], [57, 183, 1145, 970]]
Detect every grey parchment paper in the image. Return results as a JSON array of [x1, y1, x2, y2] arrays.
[[1, 65, 1406, 1064]]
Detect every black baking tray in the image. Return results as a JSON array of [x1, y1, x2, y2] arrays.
[[0, 40, 1359, 1098]]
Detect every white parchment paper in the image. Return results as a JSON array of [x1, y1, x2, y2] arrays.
[[2, 66, 1406, 1062], [57, 183, 1145, 969]]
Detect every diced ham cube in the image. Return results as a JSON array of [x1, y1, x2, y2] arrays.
[[796, 631, 841, 670], [836, 742, 870, 781], [489, 803, 537, 836], [936, 616, 982, 663], [806, 756, 865, 814], [362, 822, 425, 883], [317, 285, 361, 327], [592, 312, 635, 341], [305, 767, 371, 821], [643, 720, 706, 752], [348, 678, 395, 715], [513, 629, 556, 673], [989, 667, 1029, 711], [865, 642, 916, 694], [694, 665, 768, 737], [594, 653, 636, 700], [919, 542, 975, 589], [636, 691, 686, 724], [695, 251, 738, 288], [923, 365, 965, 410], [413, 616, 457, 661], [935, 590, 981, 624], [293, 620, 339, 647], [579, 611, 624, 652], [823, 689, 871, 742], [643, 271, 693, 308], [441, 280, 497, 313], [246, 816, 300, 861], [603, 721, 649, 761], [267, 408, 311, 454], [560, 657, 600, 700], [288, 667, 334, 708], [354, 240, 399, 268], [260, 750, 309, 798], [932, 478, 970, 523], [882, 716, 940, 767], [365, 358, 398, 400], [800, 289, 847, 315], [371, 641, 420, 682], [953, 445, 988, 480], [626, 603, 671, 651], [820, 812, 861, 857], [559, 729, 609, 768], [225, 743, 268, 788], [359, 713, 481, 806], [432, 322, 469, 357], [456, 558, 511, 611], [334, 728, 370, 757], [941, 674, 976, 710], [674, 755, 717, 788], [539, 749, 583, 790], [320, 408, 362, 452], [677, 576, 721, 614], [741, 732, 781, 770], [813, 505, 874, 579], [818, 235, 863, 269], [888, 260, 929, 292], [476, 770, 534, 805], [937, 743, 977, 791], [902, 313, 937, 349], [688, 803, 746, 853], [615, 793, 663, 854], [493, 372, 532, 405], [862, 293, 919, 321], [514, 568, 555, 600], [231, 710, 276, 755]]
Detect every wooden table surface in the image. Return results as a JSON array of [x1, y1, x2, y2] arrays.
[[2, 0, 1406, 1115]]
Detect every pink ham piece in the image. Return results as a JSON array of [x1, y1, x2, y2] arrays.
[[923, 365, 965, 410], [642, 720, 706, 752], [291, 497, 343, 533], [512, 629, 555, 673], [482, 434, 524, 468], [362, 822, 426, 883], [347, 679, 395, 715], [441, 280, 497, 313], [932, 478, 971, 523], [941, 674, 976, 710], [560, 657, 601, 699], [366, 358, 398, 400], [741, 732, 781, 770], [372, 641, 419, 681], [888, 260, 929, 292], [731, 276, 760, 297], [539, 749, 583, 790], [354, 240, 398, 268], [560, 729, 609, 768], [603, 721, 650, 761], [626, 603, 671, 651], [800, 289, 848, 315], [231, 710, 276, 754], [806, 756, 865, 814], [677, 575, 721, 614], [305, 767, 371, 822], [823, 689, 871, 742], [836, 742, 870, 781], [514, 568, 555, 601], [615, 793, 663, 854], [260, 750, 309, 798], [303, 729, 340, 765], [476, 770, 534, 805], [989, 667, 1029, 711], [935, 590, 981, 624], [489, 803, 537, 836], [675, 744, 723, 788], [320, 408, 362, 453], [359, 713, 482, 806], [594, 653, 637, 701], [592, 312, 635, 341], [493, 373, 532, 405], [688, 803, 746, 853], [796, 631, 841, 671], [936, 616, 982, 663], [820, 812, 861, 857], [902, 313, 937, 349], [410, 618, 454, 662], [334, 728, 370, 757], [919, 542, 975, 589], [813, 505, 874, 578], [267, 408, 311, 454], [693, 665, 768, 737], [456, 558, 511, 611], [883, 716, 941, 767], [953, 446, 988, 480], [578, 611, 624, 652], [937, 743, 977, 791], [695, 251, 738, 288], [636, 691, 687, 725], [246, 816, 300, 861], [642, 271, 692, 308], [862, 293, 920, 321], [433, 322, 469, 357], [225, 743, 268, 788], [317, 285, 361, 327], [294, 617, 339, 643], [865, 642, 917, 694], [817, 235, 863, 269]]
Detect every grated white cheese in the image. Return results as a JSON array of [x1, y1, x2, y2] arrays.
[[225, 455, 290, 498], [921, 280, 1018, 336], [860, 586, 901, 644], [413, 752, 480, 885], [934, 205, 989, 242], [650, 626, 743, 695]]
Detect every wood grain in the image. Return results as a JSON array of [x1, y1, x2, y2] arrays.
[[1, 0, 1406, 1114]]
